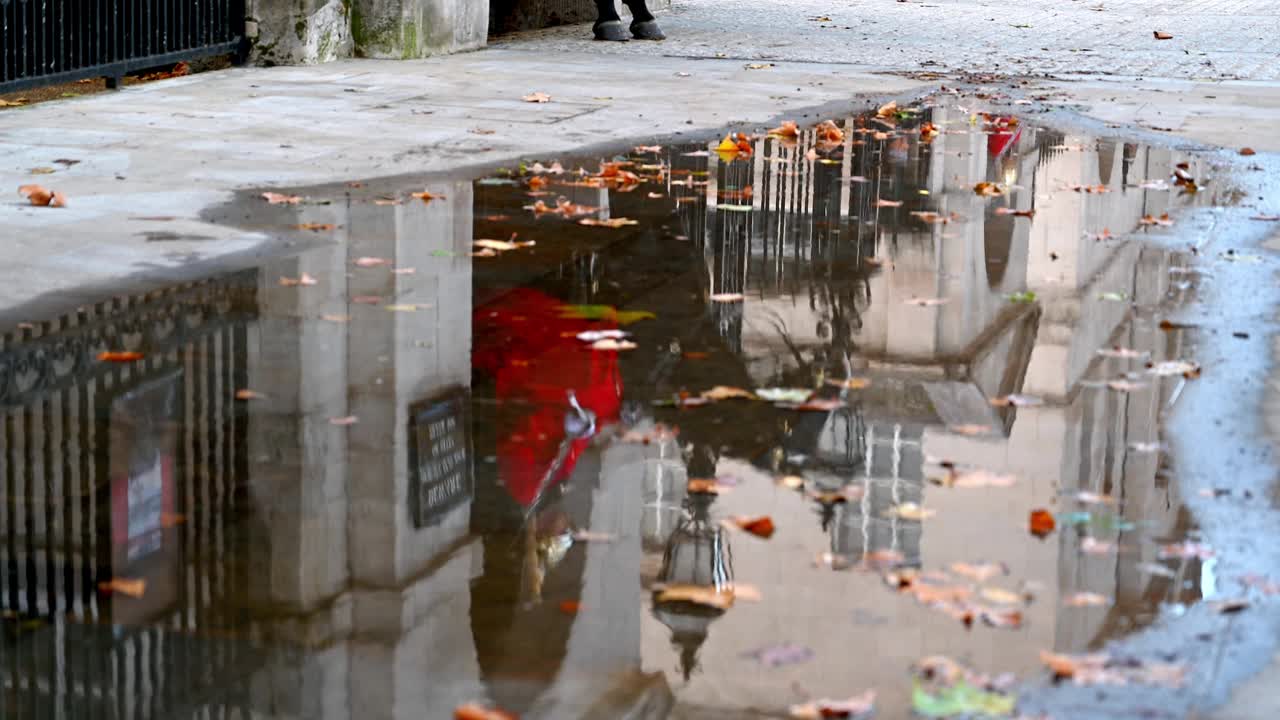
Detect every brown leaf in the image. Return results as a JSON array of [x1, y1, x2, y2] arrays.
[[1153, 31, 1173, 40], [995, 207, 1036, 218], [354, 257, 391, 267], [887, 503, 935, 521], [235, 389, 266, 400], [768, 120, 800, 139], [522, 91, 552, 103], [974, 182, 1005, 197], [789, 690, 876, 719], [876, 198, 903, 208], [950, 561, 1008, 583], [1240, 147, 1257, 156], [876, 101, 898, 119], [1139, 213, 1174, 227], [579, 217, 639, 228], [653, 583, 735, 610], [293, 223, 336, 232], [710, 292, 745, 302], [18, 184, 53, 206], [827, 377, 871, 390], [1064, 592, 1110, 607], [98, 351, 144, 362], [701, 386, 756, 401], [1029, 509, 1056, 538]]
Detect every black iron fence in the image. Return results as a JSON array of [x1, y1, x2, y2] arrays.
[[0, 0, 246, 93]]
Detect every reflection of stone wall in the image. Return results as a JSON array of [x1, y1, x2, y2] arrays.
[[245, 181, 481, 719]]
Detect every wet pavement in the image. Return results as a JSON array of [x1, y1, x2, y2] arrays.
[[0, 101, 1261, 718]]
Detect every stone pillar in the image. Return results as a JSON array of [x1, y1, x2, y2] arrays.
[[246, 0, 354, 65], [352, 0, 490, 59]]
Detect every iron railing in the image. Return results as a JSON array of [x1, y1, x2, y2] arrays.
[[0, 0, 246, 93]]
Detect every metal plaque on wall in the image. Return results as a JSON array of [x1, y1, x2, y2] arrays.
[[408, 388, 474, 528]]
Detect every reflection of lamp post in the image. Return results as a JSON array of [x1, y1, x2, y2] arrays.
[[652, 490, 734, 681]]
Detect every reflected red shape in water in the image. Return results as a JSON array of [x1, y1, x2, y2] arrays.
[[473, 288, 622, 507]]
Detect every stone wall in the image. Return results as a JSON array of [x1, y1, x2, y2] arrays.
[[248, 0, 491, 64]]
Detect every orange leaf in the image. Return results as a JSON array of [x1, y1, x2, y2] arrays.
[[99, 578, 146, 597], [974, 182, 1005, 197], [454, 703, 518, 720], [279, 272, 318, 287], [1153, 31, 1173, 40], [411, 190, 445, 203], [235, 389, 266, 400], [558, 600, 581, 615], [1240, 147, 1257, 156], [98, 351, 144, 362], [521, 91, 552, 103], [768, 120, 800, 139], [18, 184, 55, 206], [1029, 509, 1056, 538], [734, 515, 776, 539], [293, 223, 336, 231], [876, 199, 903, 208]]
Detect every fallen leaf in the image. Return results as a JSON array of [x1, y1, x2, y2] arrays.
[[474, 238, 535, 252], [392, 267, 416, 275], [579, 217, 639, 228], [19, 184, 65, 207], [789, 690, 876, 719], [779, 475, 806, 490], [235, 389, 266, 400], [98, 351, 144, 362], [29, 167, 56, 175], [572, 530, 617, 543], [1153, 30, 1173, 40], [1080, 537, 1114, 555], [1107, 379, 1149, 392], [454, 702, 517, 720], [981, 587, 1024, 605], [329, 416, 359, 426], [559, 600, 581, 615], [950, 561, 1008, 583], [1158, 541, 1214, 560], [1140, 213, 1174, 227], [732, 515, 776, 539], [995, 207, 1035, 217], [815, 119, 846, 143], [1148, 360, 1201, 378], [1064, 592, 1109, 607], [354, 257, 391, 268], [591, 338, 637, 351], [1029, 509, 1056, 538], [293, 223, 336, 232], [352, 295, 383, 305], [522, 91, 552, 103], [1071, 184, 1111, 194], [411, 190, 445, 203], [887, 503, 935, 521], [827, 377, 871, 390], [1075, 491, 1116, 505], [279, 272, 318, 287], [653, 583, 735, 610], [321, 314, 351, 323], [974, 182, 1005, 197], [1252, 215, 1280, 222], [98, 578, 146, 597], [989, 394, 1043, 407], [950, 424, 994, 436], [0, 98, 28, 107], [745, 63, 775, 70], [946, 470, 1017, 489], [710, 292, 745, 302], [577, 329, 629, 342], [1240, 147, 1257, 156], [768, 120, 800, 139], [1098, 346, 1149, 359], [262, 192, 302, 205], [374, 197, 401, 206], [905, 297, 949, 306], [876, 101, 898, 118], [876, 198, 904, 208], [701, 386, 756, 401], [756, 388, 813, 403]]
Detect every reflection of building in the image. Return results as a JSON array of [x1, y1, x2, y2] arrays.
[[641, 113, 1208, 718]]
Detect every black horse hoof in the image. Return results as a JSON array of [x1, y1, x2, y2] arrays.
[[630, 19, 665, 40], [594, 20, 630, 41]]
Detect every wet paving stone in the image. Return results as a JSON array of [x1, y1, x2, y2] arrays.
[[0, 101, 1237, 718]]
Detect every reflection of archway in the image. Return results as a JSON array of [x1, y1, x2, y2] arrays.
[[984, 215, 1014, 288]]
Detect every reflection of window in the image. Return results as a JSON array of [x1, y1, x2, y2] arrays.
[[831, 423, 925, 567]]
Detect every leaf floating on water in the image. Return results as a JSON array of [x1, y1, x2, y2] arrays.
[[558, 304, 656, 325], [1098, 291, 1129, 302], [756, 388, 813, 403], [293, 223, 336, 232], [411, 189, 446, 203], [887, 502, 935, 521], [1158, 541, 1214, 560], [934, 469, 1017, 489], [1148, 360, 1201, 378], [261, 192, 302, 205], [98, 578, 147, 598], [279, 272, 318, 287], [1140, 213, 1174, 227], [1029, 509, 1056, 538], [742, 643, 814, 668], [980, 587, 1024, 606], [653, 583, 735, 610], [1075, 491, 1116, 505], [474, 237, 534, 252], [950, 424, 994, 436], [768, 120, 800, 139], [731, 515, 776, 539], [994, 207, 1035, 218], [789, 690, 876, 719], [950, 561, 1009, 583], [1107, 379, 1149, 393], [905, 297, 949, 307], [354, 257, 391, 267], [911, 657, 1016, 718], [589, 337, 637, 352], [571, 530, 617, 543], [579, 217, 639, 228], [973, 182, 1005, 197], [521, 91, 552, 103], [876, 198, 904, 208], [576, 329, 629, 343], [779, 475, 806, 490], [1064, 592, 1110, 607], [98, 351, 144, 363], [329, 416, 359, 426], [1040, 651, 1187, 687], [989, 394, 1043, 407], [454, 702, 517, 720], [827, 377, 871, 390], [1080, 537, 1115, 555], [710, 292, 746, 302], [18, 184, 67, 207], [701, 385, 756, 401], [235, 389, 266, 400]]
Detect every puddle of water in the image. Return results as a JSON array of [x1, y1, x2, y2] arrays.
[[0, 104, 1230, 718]]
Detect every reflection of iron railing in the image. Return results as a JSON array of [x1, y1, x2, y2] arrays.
[[0, 272, 258, 718]]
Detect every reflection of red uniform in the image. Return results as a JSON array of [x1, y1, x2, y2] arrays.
[[474, 289, 623, 507]]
